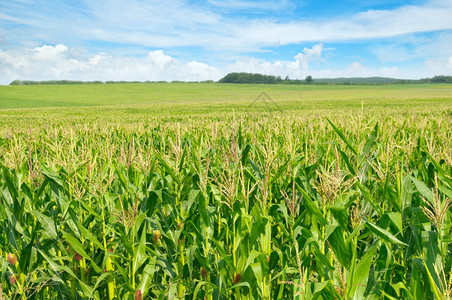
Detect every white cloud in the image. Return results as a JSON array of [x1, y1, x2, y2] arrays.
[[371, 45, 414, 63], [0, 45, 222, 84], [0, 43, 327, 84], [146, 50, 178, 70], [2, 1, 451, 83], [424, 56, 452, 75], [2, 0, 452, 53], [0, 43, 449, 85], [223, 2, 452, 52], [226, 44, 324, 78], [295, 62, 403, 79], [32, 44, 68, 61], [369, 31, 452, 66], [225, 50, 410, 79], [207, 0, 290, 10], [182, 61, 219, 79]]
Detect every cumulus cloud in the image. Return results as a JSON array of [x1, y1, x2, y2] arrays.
[[0, 45, 222, 84], [146, 50, 177, 70], [226, 44, 324, 78], [32, 44, 68, 61], [0, 43, 447, 84], [1, 0, 452, 82], [0, 44, 326, 84], [222, 44, 406, 79]]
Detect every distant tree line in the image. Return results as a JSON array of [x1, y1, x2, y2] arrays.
[[8, 75, 452, 86], [9, 80, 104, 85], [405, 75, 452, 84], [219, 72, 282, 84], [218, 73, 452, 85], [218, 72, 314, 84], [8, 80, 215, 85]]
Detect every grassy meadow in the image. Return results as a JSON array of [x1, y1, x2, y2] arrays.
[[1, 83, 452, 299]]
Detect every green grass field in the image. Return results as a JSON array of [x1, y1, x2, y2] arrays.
[[1, 82, 451, 109], [1, 83, 452, 299], [0, 83, 451, 131]]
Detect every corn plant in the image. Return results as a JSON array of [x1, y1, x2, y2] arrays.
[[1, 103, 452, 299]]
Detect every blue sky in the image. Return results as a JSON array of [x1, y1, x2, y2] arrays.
[[0, 0, 451, 84]]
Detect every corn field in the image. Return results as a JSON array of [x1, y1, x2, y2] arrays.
[[1, 106, 452, 299]]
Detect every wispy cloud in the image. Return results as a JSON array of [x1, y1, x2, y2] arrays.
[[2, 0, 451, 52], [83, 0, 452, 53], [207, 0, 291, 10], [0, 0, 451, 82], [369, 31, 452, 66], [221, 1, 452, 52]]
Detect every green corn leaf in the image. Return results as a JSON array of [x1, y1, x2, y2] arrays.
[[197, 191, 209, 226], [178, 145, 188, 171], [19, 227, 37, 274], [425, 152, 449, 181], [242, 250, 262, 274], [34, 210, 58, 240], [327, 118, 358, 155], [186, 245, 197, 276], [356, 182, 383, 215], [92, 272, 111, 292], [364, 218, 407, 246], [270, 158, 289, 185], [61, 231, 90, 258], [138, 257, 157, 297], [422, 260, 443, 300], [133, 228, 148, 274], [409, 176, 434, 203], [193, 281, 208, 299], [387, 212, 403, 234], [251, 262, 263, 285], [249, 158, 264, 180], [391, 281, 414, 299], [241, 144, 251, 165], [231, 282, 250, 291], [298, 187, 328, 226], [338, 148, 356, 175], [347, 244, 378, 299], [40, 164, 65, 187], [74, 219, 103, 250], [380, 291, 399, 300], [358, 123, 378, 166], [38, 249, 94, 297], [329, 206, 349, 230], [312, 281, 343, 299], [61, 231, 101, 273], [326, 225, 351, 268], [156, 153, 180, 184], [421, 231, 442, 289], [312, 242, 334, 271]]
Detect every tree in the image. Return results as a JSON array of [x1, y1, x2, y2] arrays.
[[305, 75, 313, 84], [218, 72, 280, 84]]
